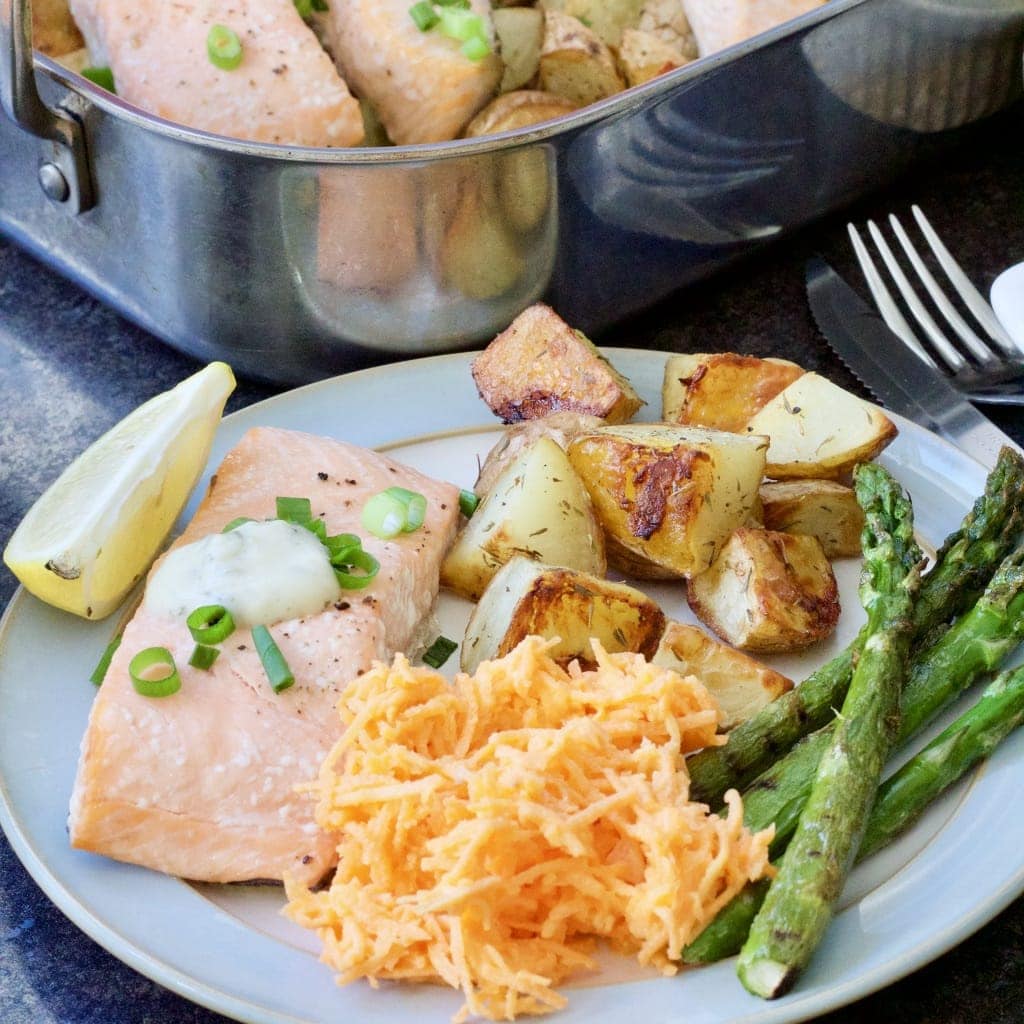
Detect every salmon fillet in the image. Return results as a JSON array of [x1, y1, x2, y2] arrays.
[[69, 427, 460, 884], [69, 0, 364, 146], [318, 0, 501, 144], [681, 0, 824, 56]]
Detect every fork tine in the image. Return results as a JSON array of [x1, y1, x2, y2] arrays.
[[888, 213, 997, 365], [846, 223, 940, 371], [865, 220, 967, 372], [912, 205, 1022, 357]]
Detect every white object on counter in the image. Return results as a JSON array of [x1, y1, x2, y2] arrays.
[[991, 262, 1024, 353]]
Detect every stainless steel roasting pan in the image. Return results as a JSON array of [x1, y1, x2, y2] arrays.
[[2, 0, 1023, 383]]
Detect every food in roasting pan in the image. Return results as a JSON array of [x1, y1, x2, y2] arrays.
[[38, 0, 825, 144]]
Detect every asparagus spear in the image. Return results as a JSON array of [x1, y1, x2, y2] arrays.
[[681, 664, 1024, 964], [744, 545, 1024, 854], [736, 463, 921, 999], [687, 447, 1024, 807]]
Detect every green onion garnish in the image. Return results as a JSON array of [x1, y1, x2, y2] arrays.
[[361, 490, 409, 539], [89, 633, 122, 686], [460, 34, 490, 59], [311, 0, 329, 10], [334, 548, 380, 590], [186, 604, 236, 645], [385, 486, 427, 532], [438, 7, 485, 41], [409, 1, 439, 30], [189, 643, 221, 670], [252, 625, 294, 693], [293, 0, 313, 17], [325, 532, 362, 558], [207, 25, 244, 71], [435, 0, 470, 7], [222, 516, 255, 532], [422, 635, 458, 669], [458, 488, 480, 518], [129, 647, 181, 698], [81, 66, 116, 92], [276, 496, 313, 524]]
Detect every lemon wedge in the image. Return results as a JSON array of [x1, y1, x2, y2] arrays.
[[4, 362, 236, 620]]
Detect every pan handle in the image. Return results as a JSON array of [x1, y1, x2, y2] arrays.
[[1, 0, 93, 212]]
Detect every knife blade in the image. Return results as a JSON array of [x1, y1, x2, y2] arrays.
[[805, 258, 1022, 467]]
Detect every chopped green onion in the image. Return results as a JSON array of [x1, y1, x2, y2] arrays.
[[334, 548, 380, 590], [189, 643, 221, 670], [306, 517, 328, 542], [409, 0, 439, 30], [325, 532, 362, 558], [361, 491, 409, 539], [422, 635, 458, 669], [385, 486, 427, 532], [207, 25, 244, 71], [311, 0, 329, 10], [81, 66, 116, 92], [458, 488, 480, 518], [186, 604, 236, 645], [89, 633, 122, 686], [222, 516, 255, 532], [129, 647, 181, 698], [252, 625, 294, 693], [461, 34, 490, 59], [276, 496, 313, 524], [293, 0, 313, 17], [438, 7, 484, 41], [435, 0, 470, 7]]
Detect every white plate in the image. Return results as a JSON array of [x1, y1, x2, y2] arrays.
[[1, 349, 1021, 1024]]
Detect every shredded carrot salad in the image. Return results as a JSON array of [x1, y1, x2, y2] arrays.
[[284, 636, 773, 1021]]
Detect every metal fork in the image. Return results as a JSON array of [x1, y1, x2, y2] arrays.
[[848, 205, 1024, 406]]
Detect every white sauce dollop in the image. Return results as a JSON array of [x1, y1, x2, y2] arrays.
[[146, 519, 341, 628]]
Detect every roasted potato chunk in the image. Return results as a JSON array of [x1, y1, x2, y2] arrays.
[[567, 424, 768, 579], [493, 7, 546, 93], [662, 353, 805, 433], [441, 435, 605, 600], [617, 28, 690, 87], [538, 11, 626, 106], [638, 0, 698, 57], [687, 528, 840, 653], [745, 373, 897, 480], [759, 479, 866, 558], [472, 303, 643, 423], [652, 621, 793, 730], [475, 412, 605, 497], [465, 90, 578, 137], [462, 556, 666, 673], [34, 0, 84, 57], [538, 0, 644, 47]]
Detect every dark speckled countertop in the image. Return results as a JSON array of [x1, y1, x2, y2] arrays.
[[2, 104, 1023, 1024]]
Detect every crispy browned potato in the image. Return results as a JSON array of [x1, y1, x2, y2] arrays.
[[652, 621, 793, 729], [465, 90, 578, 137], [759, 479, 866, 558], [462, 556, 666, 673], [687, 528, 840, 652], [441, 435, 606, 601], [475, 411, 606, 496], [538, 10, 625, 106], [662, 353, 805, 432], [493, 7, 546, 93], [538, 0, 644, 46], [617, 28, 689, 87], [638, 0, 698, 58], [34, 0, 84, 57], [567, 424, 768, 579], [745, 372, 898, 479], [472, 303, 643, 423]]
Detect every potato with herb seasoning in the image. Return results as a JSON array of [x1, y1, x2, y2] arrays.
[[567, 424, 768, 579], [759, 479, 866, 558], [687, 528, 840, 652], [652, 621, 793, 730], [461, 556, 666, 672], [441, 435, 605, 600], [538, 10, 625, 106]]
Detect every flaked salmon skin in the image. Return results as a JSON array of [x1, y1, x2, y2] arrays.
[[68, 427, 460, 885]]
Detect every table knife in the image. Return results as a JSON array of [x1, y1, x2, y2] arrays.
[[805, 258, 1022, 467]]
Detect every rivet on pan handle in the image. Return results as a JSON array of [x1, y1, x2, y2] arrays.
[[1, 0, 94, 213]]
